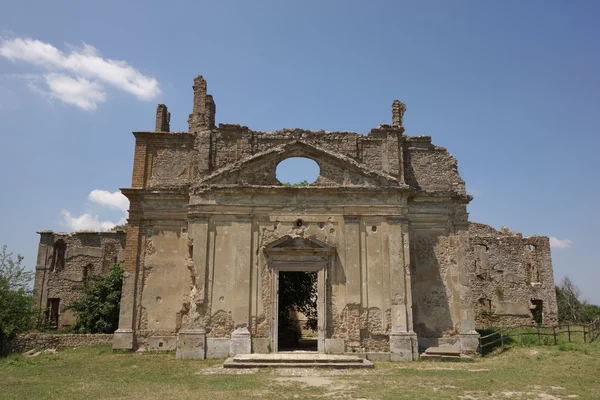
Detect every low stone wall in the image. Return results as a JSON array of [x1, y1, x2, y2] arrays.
[[9, 333, 114, 353]]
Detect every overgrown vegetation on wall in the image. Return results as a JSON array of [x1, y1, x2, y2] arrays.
[[67, 264, 123, 334], [0, 245, 34, 355], [281, 180, 310, 187], [556, 276, 600, 324]]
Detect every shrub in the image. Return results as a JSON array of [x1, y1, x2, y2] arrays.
[[67, 264, 123, 334]]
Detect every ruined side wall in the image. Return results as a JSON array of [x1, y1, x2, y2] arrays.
[[405, 136, 466, 194], [468, 222, 558, 326], [34, 231, 126, 327]]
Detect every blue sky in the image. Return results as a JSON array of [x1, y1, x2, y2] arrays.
[[1, 0, 598, 303]]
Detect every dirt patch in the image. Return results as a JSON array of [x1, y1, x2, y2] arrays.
[[273, 376, 356, 397]]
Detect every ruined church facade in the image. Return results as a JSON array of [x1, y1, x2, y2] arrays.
[[34, 75, 558, 360]]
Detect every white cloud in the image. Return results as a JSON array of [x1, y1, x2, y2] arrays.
[[44, 73, 106, 110], [0, 36, 160, 109], [550, 237, 572, 249], [88, 190, 129, 213], [60, 189, 128, 232], [61, 210, 122, 232]]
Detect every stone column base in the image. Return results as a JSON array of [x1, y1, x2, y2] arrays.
[[390, 331, 418, 361], [230, 327, 251, 356], [176, 330, 206, 359], [113, 329, 134, 350], [459, 331, 480, 354]]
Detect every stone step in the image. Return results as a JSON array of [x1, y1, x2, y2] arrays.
[[225, 353, 373, 369], [423, 347, 461, 356], [419, 354, 462, 361], [232, 354, 364, 364], [224, 361, 374, 369], [420, 347, 471, 362]]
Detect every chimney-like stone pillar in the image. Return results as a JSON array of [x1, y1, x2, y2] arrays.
[[155, 104, 170, 132], [392, 100, 407, 128], [188, 75, 216, 133]]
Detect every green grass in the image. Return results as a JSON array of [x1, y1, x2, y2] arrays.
[[1, 341, 599, 399]]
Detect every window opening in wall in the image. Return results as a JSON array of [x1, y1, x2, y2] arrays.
[[528, 244, 535, 252], [278, 271, 318, 351], [526, 263, 540, 284], [530, 299, 543, 324], [46, 298, 60, 327], [52, 240, 66, 272], [296, 219, 304, 228], [478, 298, 492, 314], [276, 157, 320, 186], [83, 264, 93, 284]]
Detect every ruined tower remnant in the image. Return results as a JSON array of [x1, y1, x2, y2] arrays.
[[392, 100, 407, 128], [34, 74, 557, 361], [187, 75, 216, 133], [155, 104, 170, 132]]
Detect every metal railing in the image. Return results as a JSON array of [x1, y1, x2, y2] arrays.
[[478, 318, 600, 355]]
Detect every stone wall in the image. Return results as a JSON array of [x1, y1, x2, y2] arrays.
[[9, 333, 113, 353], [467, 222, 558, 326], [34, 230, 126, 328]]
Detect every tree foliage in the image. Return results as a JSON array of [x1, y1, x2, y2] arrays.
[[556, 276, 600, 324], [67, 264, 124, 334], [279, 271, 318, 332], [0, 245, 34, 355]]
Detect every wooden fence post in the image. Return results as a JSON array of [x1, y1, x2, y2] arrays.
[[583, 324, 587, 344], [567, 324, 571, 343], [519, 326, 523, 346]]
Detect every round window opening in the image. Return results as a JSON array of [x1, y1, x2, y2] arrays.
[[276, 157, 320, 186]]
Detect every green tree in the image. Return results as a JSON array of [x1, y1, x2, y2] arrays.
[[555, 276, 600, 323], [67, 263, 124, 333], [0, 245, 34, 355], [278, 271, 318, 332]]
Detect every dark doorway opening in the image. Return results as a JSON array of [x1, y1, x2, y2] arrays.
[[46, 298, 60, 327], [278, 271, 318, 351], [530, 299, 543, 324]]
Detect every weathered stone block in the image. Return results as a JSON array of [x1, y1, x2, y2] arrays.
[[112, 329, 134, 350], [251, 338, 270, 354], [390, 332, 418, 361], [145, 336, 177, 351], [176, 330, 206, 359], [366, 352, 391, 362], [206, 338, 230, 358], [325, 338, 345, 354], [229, 327, 251, 356], [460, 332, 480, 354]]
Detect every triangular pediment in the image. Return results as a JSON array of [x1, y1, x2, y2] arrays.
[[194, 140, 400, 188], [268, 235, 330, 249], [264, 235, 333, 255]]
